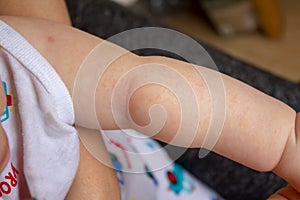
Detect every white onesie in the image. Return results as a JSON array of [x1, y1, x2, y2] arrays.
[[0, 20, 79, 200]]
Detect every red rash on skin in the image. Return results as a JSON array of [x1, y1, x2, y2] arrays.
[[47, 35, 55, 43]]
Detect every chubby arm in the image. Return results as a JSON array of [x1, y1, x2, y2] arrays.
[[125, 56, 296, 170], [125, 56, 300, 192], [92, 51, 299, 192], [1, 16, 299, 196]]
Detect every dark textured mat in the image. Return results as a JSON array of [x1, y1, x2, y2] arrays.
[[66, 1, 300, 199]]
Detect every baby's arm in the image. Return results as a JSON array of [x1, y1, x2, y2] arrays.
[[132, 56, 300, 192], [1, 16, 298, 195]]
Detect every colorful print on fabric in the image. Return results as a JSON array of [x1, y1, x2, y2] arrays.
[[1, 81, 15, 123], [145, 165, 159, 186], [145, 140, 159, 150], [109, 139, 131, 169], [109, 152, 125, 185], [167, 164, 195, 195]]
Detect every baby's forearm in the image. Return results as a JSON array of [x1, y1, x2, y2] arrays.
[[126, 55, 296, 172], [124, 55, 300, 193]]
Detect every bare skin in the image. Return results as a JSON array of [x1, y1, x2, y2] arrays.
[[0, 16, 298, 199], [0, 0, 71, 25]]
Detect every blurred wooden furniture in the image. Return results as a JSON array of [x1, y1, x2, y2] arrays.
[[163, 0, 300, 82], [252, 0, 282, 39]]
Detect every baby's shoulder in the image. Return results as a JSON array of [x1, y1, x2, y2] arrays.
[[0, 16, 101, 93]]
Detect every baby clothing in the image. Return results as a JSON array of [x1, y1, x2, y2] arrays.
[[0, 20, 79, 199], [0, 20, 223, 200], [102, 129, 223, 200]]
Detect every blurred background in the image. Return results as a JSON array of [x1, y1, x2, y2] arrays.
[[110, 0, 300, 83]]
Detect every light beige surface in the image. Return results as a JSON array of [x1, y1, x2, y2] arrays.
[[163, 0, 300, 82]]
